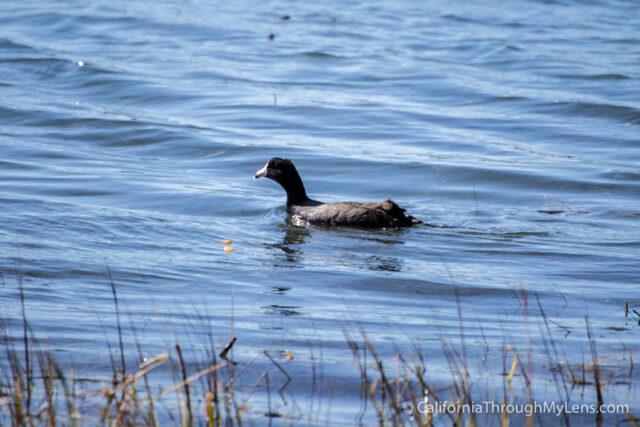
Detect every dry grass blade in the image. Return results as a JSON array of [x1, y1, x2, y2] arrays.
[[150, 361, 228, 403], [175, 344, 192, 426], [586, 317, 604, 426]]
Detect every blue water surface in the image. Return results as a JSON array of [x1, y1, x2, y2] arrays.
[[1, 0, 639, 424]]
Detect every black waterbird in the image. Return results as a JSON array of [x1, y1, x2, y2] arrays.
[[254, 158, 422, 227]]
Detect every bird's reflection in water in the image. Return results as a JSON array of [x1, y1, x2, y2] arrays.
[[259, 304, 301, 316], [335, 253, 403, 272], [336, 227, 406, 272], [266, 218, 408, 272], [365, 255, 403, 272], [264, 220, 311, 265], [269, 286, 291, 295]]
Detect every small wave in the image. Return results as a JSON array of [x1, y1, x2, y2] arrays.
[[441, 14, 477, 23], [554, 73, 630, 81], [485, 95, 530, 104], [0, 160, 40, 171], [598, 170, 640, 182], [0, 37, 37, 52], [0, 56, 68, 66], [535, 100, 639, 122], [0, 56, 78, 82], [302, 51, 343, 58]]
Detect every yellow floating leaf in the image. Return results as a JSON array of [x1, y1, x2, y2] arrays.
[[220, 239, 232, 244], [286, 350, 294, 362], [223, 246, 234, 253]]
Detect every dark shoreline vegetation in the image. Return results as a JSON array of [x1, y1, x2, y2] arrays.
[[1, 271, 636, 426]]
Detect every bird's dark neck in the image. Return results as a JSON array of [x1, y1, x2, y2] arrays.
[[277, 173, 308, 206]]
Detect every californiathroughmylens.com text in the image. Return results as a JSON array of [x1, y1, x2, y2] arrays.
[[402, 400, 630, 418]]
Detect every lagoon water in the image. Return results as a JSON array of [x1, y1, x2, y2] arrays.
[[1, 0, 639, 424]]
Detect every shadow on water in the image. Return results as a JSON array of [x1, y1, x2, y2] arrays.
[[262, 215, 419, 273], [272, 216, 420, 272], [263, 221, 311, 265]]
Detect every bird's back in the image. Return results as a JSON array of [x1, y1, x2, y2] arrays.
[[290, 199, 421, 227]]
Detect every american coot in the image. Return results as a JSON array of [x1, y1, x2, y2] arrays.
[[254, 158, 422, 227]]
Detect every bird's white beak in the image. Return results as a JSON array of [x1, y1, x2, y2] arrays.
[[253, 163, 268, 179]]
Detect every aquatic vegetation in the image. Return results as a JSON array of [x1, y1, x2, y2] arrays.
[[1, 276, 636, 426]]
